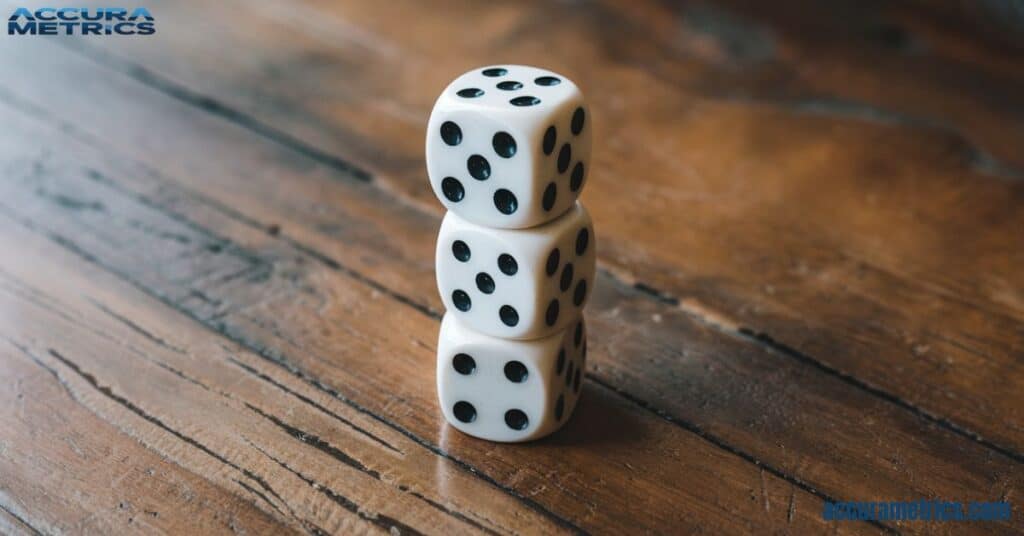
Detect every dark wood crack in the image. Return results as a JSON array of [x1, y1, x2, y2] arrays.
[[247, 441, 423, 536], [227, 356, 401, 455], [245, 403, 502, 536], [21, 343, 285, 519], [233, 479, 324, 536], [0, 502, 43, 536], [619, 271, 1024, 464]]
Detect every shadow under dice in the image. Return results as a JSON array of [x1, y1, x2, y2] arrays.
[[426, 65, 592, 229], [437, 313, 587, 442], [436, 202, 595, 340]]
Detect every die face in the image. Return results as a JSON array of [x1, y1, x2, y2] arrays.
[[546, 317, 587, 435], [437, 313, 586, 442], [436, 203, 596, 340], [436, 65, 582, 114], [426, 65, 592, 229], [427, 111, 536, 227]]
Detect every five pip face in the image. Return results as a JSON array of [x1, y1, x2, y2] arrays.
[[426, 65, 592, 229], [435, 203, 595, 340]]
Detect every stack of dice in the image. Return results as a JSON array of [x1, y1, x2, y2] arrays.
[[425, 65, 595, 442]]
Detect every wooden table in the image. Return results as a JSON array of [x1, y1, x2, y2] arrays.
[[1, 1, 1022, 534]]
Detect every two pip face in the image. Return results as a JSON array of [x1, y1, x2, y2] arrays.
[[426, 65, 592, 229], [437, 313, 587, 442], [436, 203, 595, 340]]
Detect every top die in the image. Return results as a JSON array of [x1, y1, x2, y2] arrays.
[[426, 65, 592, 229]]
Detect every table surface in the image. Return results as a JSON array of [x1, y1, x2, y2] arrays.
[[2, 1, 1022, 534]]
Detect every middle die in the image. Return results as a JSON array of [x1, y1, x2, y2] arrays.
[[425, 65, 592, 229], [436, 201, 595, 340]]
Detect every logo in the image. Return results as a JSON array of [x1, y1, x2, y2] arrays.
[[822, 499, 1011, 522], [8, 7, 155, 35]]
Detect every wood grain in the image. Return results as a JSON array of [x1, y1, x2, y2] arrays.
[[0, 81, 874, 534], [67, 0, 1024, 458], [0, 339, 295, 535], [0, 0, 1022, 533], [0, 228, 565, 535], [0, 27, 1020, 534]]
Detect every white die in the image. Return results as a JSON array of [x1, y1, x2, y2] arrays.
[[425, 65, 592, 229], [436, 202, 595, 340], [437, 313, 587, 442]]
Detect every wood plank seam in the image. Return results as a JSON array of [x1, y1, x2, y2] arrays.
[[42, 41, 1024, 470]]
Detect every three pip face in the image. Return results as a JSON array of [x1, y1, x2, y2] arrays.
[[426, 65, 592, 229], [427, 65, 593, 442]]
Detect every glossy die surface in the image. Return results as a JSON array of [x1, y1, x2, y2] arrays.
[[436, 202, 595, 340], [426, 65, 591, 229], [437, 313, 587, 442]]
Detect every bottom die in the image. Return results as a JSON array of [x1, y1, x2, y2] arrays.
[[436, 312, 587, 442]]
